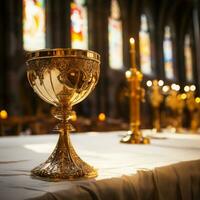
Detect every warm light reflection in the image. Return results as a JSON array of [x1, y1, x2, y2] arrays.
[[180, 93, 187, 100], [0, 110, 8, 120], [171, 83, 176, 90], [162, 85, 170, 93], [176, 84, 180, 91], [171, 83, 180, 91], [195, 97, 200, 103], [146, 80, 152, 87], [158, 80, 164, 87], [125, 70, 131, 79], [98, 113, 106, 122], [71, 111, 77, 121], [130, 37, 135, 45], [184, 85, 190, 92], [190, 85, 196, 92]]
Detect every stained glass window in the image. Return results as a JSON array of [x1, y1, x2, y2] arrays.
[[139, 14, 152, 75], [23, 0, 45, 51], [163, 26, 174, 79], [71, 0, 88, 49], [108, 0, 123, 70], [184, 34, 193, 82]]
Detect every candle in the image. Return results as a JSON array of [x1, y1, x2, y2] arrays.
[[129, 37, 136, 68], [0, 110, 8, 120]]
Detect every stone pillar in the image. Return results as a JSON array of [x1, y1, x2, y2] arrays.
[[193, 0, 200, 92], [4, 0, 23, 115]]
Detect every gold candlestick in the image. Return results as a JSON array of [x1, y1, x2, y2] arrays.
[[148, 80, 164, 132], [121, 38, 150, 144], [185, 85, 199, 132], [165, 84, 184, 133]]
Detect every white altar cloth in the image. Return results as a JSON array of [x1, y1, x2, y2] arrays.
[[0, 130, 200, 199]]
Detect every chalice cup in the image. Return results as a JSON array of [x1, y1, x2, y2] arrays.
[[26, 48, 100, 180]]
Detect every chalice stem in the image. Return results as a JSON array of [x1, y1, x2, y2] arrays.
[[31, 110, 97, 180]]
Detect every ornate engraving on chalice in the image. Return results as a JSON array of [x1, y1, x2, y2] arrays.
[[26, 49, 100, 180]]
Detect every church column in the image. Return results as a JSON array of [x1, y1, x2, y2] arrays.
[[0, 2, 6, 109], [84, 0, 99, 117], [120, 0, 130, 71], [129, 0, 140, 69], [193, 0, 200, 92], [46, 0, 69, 48], [178, 15, 186, 85], [5, 0, 23, 115], [90, 0, 109, 115], [156, 1, 169, 81], [175, 16, 185, 87]]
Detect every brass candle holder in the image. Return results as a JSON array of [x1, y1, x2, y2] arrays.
[[148, 80, 164, 132], [185, 85, 199, 132], [165, 84, 185, 132], [120, 38, 150, 144], [26, 48, 100, 180]]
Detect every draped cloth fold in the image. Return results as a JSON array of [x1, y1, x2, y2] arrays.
[[29, 160, 200, 200]]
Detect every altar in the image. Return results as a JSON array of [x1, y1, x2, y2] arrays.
[[0, 130, 200, 200]]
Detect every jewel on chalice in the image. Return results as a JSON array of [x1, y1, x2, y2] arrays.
[[26, 48, 100, 180]]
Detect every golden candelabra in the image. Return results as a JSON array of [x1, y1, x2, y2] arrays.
[[185, 86, 199, 132], [26, 48, 100, 180], [148, 80, 164, 132], [165, 85, 185, 132], [195, 97, 200, 132], [120, 38, 150, 144]]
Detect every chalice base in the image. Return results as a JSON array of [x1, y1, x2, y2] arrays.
[[120, 130, 150, 144], [31, 133, 97, 181]]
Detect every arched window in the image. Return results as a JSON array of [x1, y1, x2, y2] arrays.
[[184, 34, 193, 82], [70, 0, 88, 49], [163, 26, 174, 80], [108, 0, 123, 70], [139, 14, 152, 75], [23, 0, 46, 51]]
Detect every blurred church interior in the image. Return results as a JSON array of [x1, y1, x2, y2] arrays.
[[0, 0, 200, 136]]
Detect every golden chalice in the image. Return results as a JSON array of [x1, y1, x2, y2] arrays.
[[26, 48, 100, 180]]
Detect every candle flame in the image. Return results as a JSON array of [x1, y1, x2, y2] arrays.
[[0, 110, 8, 120], [146, 80, 152, 87], [130, 38, 135, 44], [162, 85, 169, 93], [98, 113, 106, 122], [190, 85, 196, 92], [184, 85, 190, 92], [158, 80, 164, 87], [125, 70, 132, 78]]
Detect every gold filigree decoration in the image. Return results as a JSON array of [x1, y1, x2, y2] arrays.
[[26, 49, 100, 180]]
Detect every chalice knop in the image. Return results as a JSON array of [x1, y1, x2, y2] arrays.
[[26, 48, 100, 180]]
